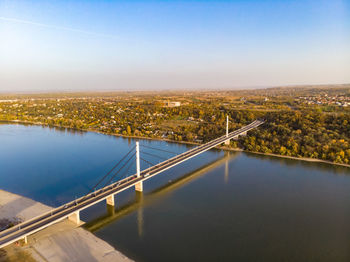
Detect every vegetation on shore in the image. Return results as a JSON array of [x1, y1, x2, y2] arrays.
[[1, 86, 349, 164], [0, 246, 35, 262]]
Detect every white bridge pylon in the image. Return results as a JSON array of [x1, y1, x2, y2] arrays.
[[135, 141, 143, 192], [225, 115, 230, 145]]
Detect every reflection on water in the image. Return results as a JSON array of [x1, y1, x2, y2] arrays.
[[136, 192, 144, 238], [1, 123, 350, 262], [92, 152, 350, 262], [84, 153, 234, 233], [106, 204, 115, 216], [224, 151, 230, 183]]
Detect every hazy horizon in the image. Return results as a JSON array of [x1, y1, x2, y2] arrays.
[[1, 0, 349, 92]]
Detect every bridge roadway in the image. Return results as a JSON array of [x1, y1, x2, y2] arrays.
[[0, 120, 264, 248]]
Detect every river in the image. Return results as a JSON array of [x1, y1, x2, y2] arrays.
[[1, 123, 350, 261]]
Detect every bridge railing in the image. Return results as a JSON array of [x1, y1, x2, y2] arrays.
[[0, 119, 265, 245], [137, 120, 264, 177]]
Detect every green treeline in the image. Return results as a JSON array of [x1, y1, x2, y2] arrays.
[[0, 98, 349, 164], [240, 111, 349, 164]]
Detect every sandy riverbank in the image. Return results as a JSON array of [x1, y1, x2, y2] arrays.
[[0, 190, 133, 262]]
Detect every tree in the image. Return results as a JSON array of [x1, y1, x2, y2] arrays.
[[126, 125, 132, 135]]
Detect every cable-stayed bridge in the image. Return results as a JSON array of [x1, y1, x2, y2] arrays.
[[0, 119, 264, 248]]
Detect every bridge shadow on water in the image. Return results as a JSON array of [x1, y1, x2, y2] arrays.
[[83, 151, 239, 234]]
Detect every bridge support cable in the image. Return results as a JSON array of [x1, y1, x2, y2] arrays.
[[140, 157, 156, 167], [87, 145, 136, 194], [105, 159, 135, 191], [116, 160, 135, 182], [103, 153, 136, 188], [101, 160, 136, 207], [141, 151, 169, 161], [140, 144, 180, 156]]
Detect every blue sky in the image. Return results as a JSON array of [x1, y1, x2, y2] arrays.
[[0, 0, 349, 91]]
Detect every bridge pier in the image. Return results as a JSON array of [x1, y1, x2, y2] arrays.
[[24, 235, 28, 245], [135, 181, 143, 192], [68, 211, 80, 225], [106, 194, 115, 206]]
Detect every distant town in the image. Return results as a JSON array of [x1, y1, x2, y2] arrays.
[[297, 94, 350, 107]]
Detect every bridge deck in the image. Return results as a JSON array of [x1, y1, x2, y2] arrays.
[[0, 120, 264, 248]]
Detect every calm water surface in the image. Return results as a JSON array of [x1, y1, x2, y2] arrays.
[[1, 123, 350, 261]]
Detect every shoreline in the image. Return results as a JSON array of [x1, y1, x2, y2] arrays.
[[242, 150, 350, 168], [2, 119, 349, 169]]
